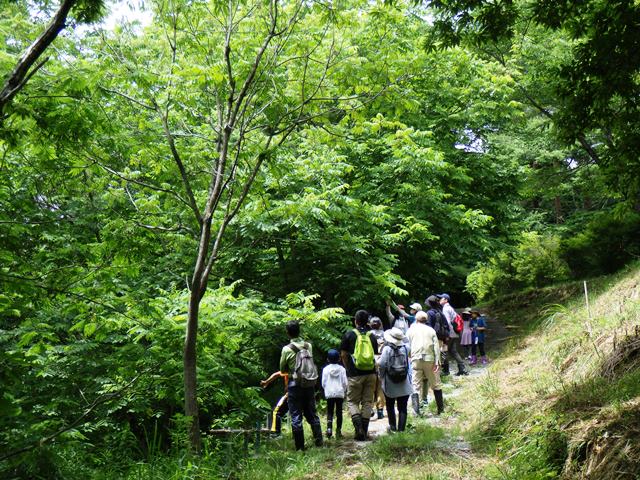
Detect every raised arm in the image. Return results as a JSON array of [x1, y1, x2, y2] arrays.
[[260, 371, 283, 388], [389, 299, 411, 319], [385, 301, 395, 323]]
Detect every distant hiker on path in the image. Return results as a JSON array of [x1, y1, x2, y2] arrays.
[[407, 311, 444, 416], [439, 294, 469, 376], [260, 371, 288, 437], [460, 308, 473, 360], [340, 310, 378, 441], [369, 316, 386, 420], [321, 349, 348, 439], [470, 309, 488, 365], [279, 321, 323, 450], [425, 295, 450, 376], [378, 327, 412, 432]]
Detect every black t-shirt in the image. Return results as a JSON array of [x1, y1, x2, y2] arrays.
[[340, 327, 378, 377]]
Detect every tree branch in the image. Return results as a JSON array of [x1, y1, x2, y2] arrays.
[[99, 86, 156, 111], [158, 109, 204, 225], [0, 0, 78, 116]]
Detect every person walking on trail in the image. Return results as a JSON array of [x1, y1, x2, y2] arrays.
[[260, 371, 289, 437], [369, 316, 386, 420], [340, 310, 378, 441], [378, 327, 412, 432], [407, 311, 444, 416], [321, 349, 347, 439], [394, 301, 422, 328], [425, 295, 450, 376], [460, 308, 474, 360], [385, 301, 410, 336], [470, 309, 489, 365], [279, 320, 323, 450], [439, 293, 469, 376]]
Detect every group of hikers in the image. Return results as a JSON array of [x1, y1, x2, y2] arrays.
[[261, 293, 489, 451]]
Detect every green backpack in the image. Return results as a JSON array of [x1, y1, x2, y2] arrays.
[[352, 329, 375, 370]]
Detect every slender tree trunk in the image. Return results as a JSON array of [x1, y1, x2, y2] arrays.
[[184, 287, 202, 453], [554, 196, 562, 224], [275, 239, 289, 291], [184, 216, 213, 453]]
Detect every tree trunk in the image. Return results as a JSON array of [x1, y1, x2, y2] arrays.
[[184, 287, 202, 454], [275, 239, 290, 292], [183, 216, 213, 453], [554, 196, 562, 224]]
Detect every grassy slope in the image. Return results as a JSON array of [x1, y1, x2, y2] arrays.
[[117, 264, 640, 480], [464, 262, 640, 479]]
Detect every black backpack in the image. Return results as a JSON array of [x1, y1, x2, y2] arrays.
[[432, 311, 450, 341], [387, 344, 409, 383]]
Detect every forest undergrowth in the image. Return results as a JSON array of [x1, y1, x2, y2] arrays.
[[7, 265, 640, 480]]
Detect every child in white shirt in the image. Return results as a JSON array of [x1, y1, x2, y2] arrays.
[[321, 349, 348, 438]]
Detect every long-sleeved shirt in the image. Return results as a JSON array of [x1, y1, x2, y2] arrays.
[[321, 364, 348, 399], [279, 337, 312, 374], [378, 344, 412, 398], [406, 322, 440, 365], [442, 303, 458, 339], [386, 305, 408, 334]]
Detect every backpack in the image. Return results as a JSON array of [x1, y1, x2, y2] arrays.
[[352, 329, 375, 370], [432, 311, 450, 340], [288, 342, 319, 388], [387, 344, 408, 383], [453, 313, 464, 335]]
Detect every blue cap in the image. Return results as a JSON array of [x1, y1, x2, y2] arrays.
[[438, 293, 450, 301], [327, 349, 340, 363]]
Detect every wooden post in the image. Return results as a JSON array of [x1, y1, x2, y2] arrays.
[[584, 281, 593, 337], [255, 422, 261, 453]]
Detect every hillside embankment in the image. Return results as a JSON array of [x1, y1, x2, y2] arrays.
[[463, 263, 640, 479]]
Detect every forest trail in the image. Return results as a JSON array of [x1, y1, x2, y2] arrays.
[[307, 313, 513, 480]]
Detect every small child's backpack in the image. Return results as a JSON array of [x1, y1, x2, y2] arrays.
[[387, 344, 408, 383], [453, 313, 464, 335], [352, 329, 375, 370], [432, 311, 450, 340], [289, 343, 319, 388]]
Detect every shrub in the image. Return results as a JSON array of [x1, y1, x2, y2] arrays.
[[467, 232, 570, 301], [562, 210, 640, 278], [512, 232, 570, 287]]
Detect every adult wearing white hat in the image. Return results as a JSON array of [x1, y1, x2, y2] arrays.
[[378, 328, 412, 432]]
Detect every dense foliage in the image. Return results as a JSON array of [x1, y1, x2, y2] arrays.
[[1, 0, 638, 476]]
